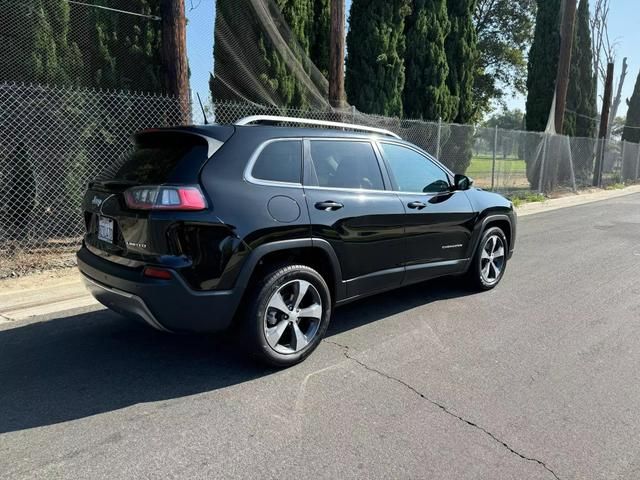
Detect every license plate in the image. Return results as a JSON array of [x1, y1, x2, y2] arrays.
[[98, 216, 114, 244]]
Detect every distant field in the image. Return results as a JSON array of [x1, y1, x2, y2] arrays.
[[466, 155, 528, 190], [467, 155, 527, 177]]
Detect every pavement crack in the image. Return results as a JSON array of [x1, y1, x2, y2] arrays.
[[323, 340, 561, 480]]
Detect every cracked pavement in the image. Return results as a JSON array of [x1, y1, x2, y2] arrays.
[[1, 193, 640, 479]]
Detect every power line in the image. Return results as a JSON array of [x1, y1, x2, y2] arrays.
[[565, 108, 640, 130], [65, 1, 161, 21]]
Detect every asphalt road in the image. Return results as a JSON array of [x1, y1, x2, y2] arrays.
[[1, 193, 640, 480]]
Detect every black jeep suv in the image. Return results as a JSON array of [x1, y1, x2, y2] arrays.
[[77, 116, 516, 367]]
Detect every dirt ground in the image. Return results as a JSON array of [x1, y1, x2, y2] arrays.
[[0, 250, 77, 282]]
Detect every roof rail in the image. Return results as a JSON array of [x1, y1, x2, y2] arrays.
[[234, 115, 402, 140]]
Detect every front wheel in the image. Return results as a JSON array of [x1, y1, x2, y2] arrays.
[[245, 265, 332, 367], [466, 226, 508, 291]]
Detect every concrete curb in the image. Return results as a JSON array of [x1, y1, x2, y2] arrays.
[[516, 185, 640, 217]]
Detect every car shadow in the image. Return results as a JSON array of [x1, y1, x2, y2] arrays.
[[0, 277, 474, 434]]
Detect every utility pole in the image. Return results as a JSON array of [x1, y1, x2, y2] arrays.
[[608, 57, 628, 138], [160, 0, 191, 123], [593, 62, 614, 187], [554, 0, 578, 134], [329, 0, 346, 109]]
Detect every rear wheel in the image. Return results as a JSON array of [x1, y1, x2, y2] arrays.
[[466, 226, 508, 291], [245, 264, 331, 367]]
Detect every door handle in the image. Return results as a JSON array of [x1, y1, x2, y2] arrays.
[[315, 201, 344, 211], [407, 201, 427, 210]]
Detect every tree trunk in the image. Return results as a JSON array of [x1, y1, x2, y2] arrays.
[[160, 0, 190, 123], [554, 0, 578, 134], [607, 56, 627, 138], [593, 62, 614, 186], [329, 0, 346, 109]]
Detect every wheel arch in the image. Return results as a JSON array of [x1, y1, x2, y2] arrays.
[[482, 215, 513, 251], [466, 213, 514, 264], [235, 239, 345, 303]]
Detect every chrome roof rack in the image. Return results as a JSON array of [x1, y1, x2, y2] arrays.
[[234, 115, 402, 140]]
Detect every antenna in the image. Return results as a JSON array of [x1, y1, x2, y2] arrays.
[[196, 93, 209, 125]]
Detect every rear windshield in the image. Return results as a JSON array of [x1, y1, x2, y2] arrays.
[[105, 132, 216, 184]]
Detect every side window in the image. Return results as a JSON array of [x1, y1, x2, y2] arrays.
[[309, 140, 384, 190], [380, 143, 450, 193], [251, 140, 302, 184]]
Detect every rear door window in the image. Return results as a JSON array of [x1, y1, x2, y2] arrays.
[[308, 140, 384, 190], [251, 140, 303, 184]]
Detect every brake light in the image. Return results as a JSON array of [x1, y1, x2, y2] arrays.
[[124, 185, 207, 211]]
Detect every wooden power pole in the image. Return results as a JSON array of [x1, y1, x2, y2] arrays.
[[554, 0, 578, 134], [593, 62, 615, 187], [160, 0, 191, 123], [608, 56, 628, 138], [329, 0, 346, 109]]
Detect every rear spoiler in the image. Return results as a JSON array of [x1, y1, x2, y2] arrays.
[[135, 125, 235, 158]]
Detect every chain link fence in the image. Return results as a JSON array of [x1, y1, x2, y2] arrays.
[[1, 95, 638, 275], [0, 82, 182, 276], [211, 101, 636, 192]]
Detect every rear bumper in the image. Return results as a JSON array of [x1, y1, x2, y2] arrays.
[[77, 246, 241, 333]]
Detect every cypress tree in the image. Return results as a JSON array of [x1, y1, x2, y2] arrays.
[[525, 0, 561, 133], [1, 0, 82, 86], [564, 0, 597, 138], [402, 0, 453, 121], [446, 0, 477, 124], [211, 0, 330, 108], [346, 0, 411, 116], [622, 72, 640, 144], [87, 0, 163, 92], [524, 0, 560, 188], [310, 0, 330, 77], [440, 0, 477, 174]]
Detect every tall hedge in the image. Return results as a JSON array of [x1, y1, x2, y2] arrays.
[[346, 0, 411, 116]]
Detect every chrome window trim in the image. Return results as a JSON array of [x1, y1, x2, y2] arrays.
[[244, 137, 304, 188], [303, 185, 397, 195], [303, 184, 452, 198]]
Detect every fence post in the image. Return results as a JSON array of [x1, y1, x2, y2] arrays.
[[620, 140, 626, 182], [596, 139, 606, 187], [352, 105, 356, 124], [538, 134, 548, 193], [491, 126, 498, 190], [635, 143, 640, 180], [436, 118, 442, 160], [567, 137, 577, 192]]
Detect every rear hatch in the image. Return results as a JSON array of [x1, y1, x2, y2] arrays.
[[82, 127, 233, 264]]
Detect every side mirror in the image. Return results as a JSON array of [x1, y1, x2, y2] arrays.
[[454, 174, 473, 191]]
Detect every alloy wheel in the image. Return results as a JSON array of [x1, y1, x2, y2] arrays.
[[263, 279, 323, 355], [480, 234, 506, 285]]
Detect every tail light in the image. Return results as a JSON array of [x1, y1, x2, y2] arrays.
[[124, 185, 207, 211]]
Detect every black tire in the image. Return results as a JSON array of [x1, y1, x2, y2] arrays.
[[244, 264, 332, 368], [466, 226, 508, 291]]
